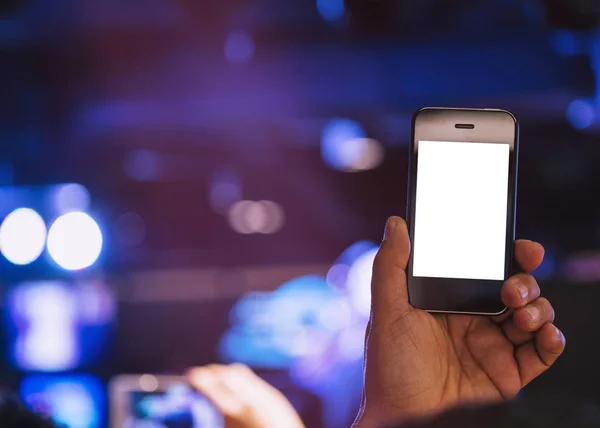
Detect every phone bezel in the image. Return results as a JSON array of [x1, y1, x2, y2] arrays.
[[109, 374, 222, 427], [406, 107, 519, 315]]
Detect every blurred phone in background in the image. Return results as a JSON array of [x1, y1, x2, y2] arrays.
[[110, 375, 224, 428]]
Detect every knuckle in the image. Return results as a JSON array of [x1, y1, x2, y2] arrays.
[[514, 309, 533, 329], [520, 274, 541, 297], [518, 273, 538, 288], [539, 298, 555, 321]]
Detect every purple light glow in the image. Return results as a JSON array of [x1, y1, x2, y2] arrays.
[[7, 281, 116, 372], [10, 282, 78, 372]]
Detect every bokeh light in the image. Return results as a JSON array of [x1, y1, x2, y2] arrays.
[[347, 138, 385, 171], [224, 31, 255, 64], [321, 119, 384, 171], [317, 0, 346, 22], [550, 30, 580, 56], [139, 374, 159, 392], [319, 299, 352, 331], [228, 201, 254, 234], [227, 200, 285, 234], [326, 263, 350, 290], [7, 280, 116, 373], [21, 375, 104, 428], [567, 99, 596, 129], [77, 281, 117, 325], [47, 212, 103, 270], [114, 212, 146, 247], [257, 201, 285, 234], [52, 184, 91, 215], [0, 208, 47, 265], [346, 247, 378, 317], [209, 169, 242, 214], [220, 276, 337, 367], [10, 282, 78, 372]]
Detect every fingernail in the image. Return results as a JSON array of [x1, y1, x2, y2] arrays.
[[514, 282, 528, 300], [525, 306, 540, 322], [383, 218, 397, 241]]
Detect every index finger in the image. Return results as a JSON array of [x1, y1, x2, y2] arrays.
[[514, 240, 545, 273], [187, 366, 245, 415]]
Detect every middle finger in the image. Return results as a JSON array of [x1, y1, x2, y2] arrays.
[[501, 273, 541, 309]]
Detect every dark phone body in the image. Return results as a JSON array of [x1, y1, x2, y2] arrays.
[[406, 107, 519, 315]]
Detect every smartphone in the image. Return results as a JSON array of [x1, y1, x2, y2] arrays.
[[406, 107, 519, 315], [109, 374, 224, 428]]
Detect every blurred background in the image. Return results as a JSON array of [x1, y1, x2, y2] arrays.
[[2, 0, 600, 426]]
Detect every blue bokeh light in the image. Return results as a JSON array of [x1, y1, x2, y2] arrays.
[[220, 275, 338, 368], [337, 240, 378, 267], [317, 0, 346, 22], [52, 183, 91, 215], [566, 99, 596, 130], [321, 118, 367, 171], [224, 32, 255, 64], [21, 374, 105, 428], [533, 250, 556, 280], [6, 280, 116, 372], [550, 30, 580, 56], [209, 169, 242, 214], [220, 241, 380, 427]]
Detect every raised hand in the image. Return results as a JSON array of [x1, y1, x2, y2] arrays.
[[354, 217, 565, 427]]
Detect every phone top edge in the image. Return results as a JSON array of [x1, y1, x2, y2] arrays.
[[414, 107, 518, 122], [414, 106, 516, 113]]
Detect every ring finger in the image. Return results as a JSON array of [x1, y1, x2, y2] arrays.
[[512, 297, 555, 332]]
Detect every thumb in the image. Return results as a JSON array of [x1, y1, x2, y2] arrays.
[[371, 216, 412, 324]]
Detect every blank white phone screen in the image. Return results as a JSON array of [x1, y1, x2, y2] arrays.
[[412, 140, 510, 281]]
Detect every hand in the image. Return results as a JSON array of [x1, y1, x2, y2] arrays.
[[354, 217, 566, 427], [187, 364, 305, 428]]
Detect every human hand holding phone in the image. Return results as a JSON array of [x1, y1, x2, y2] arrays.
[[353, 217, 566, 427], [187, 364, 305, 428]]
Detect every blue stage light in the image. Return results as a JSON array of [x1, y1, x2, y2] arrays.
[[550, 30, 580, 56], [21, 374, 105, 428], [321, 119, 384, 171], [219, 276, 338, 367], [567, 99, 595, 129], [52, 183, 91, 215], [6, 280, 116, 372], [346, 246, 378, 318], [317, 0, 345, 22]]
